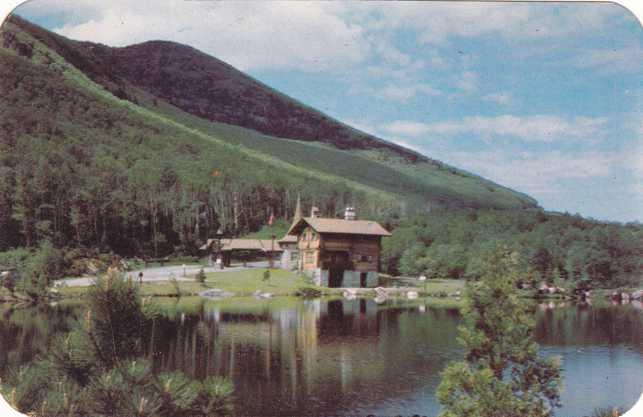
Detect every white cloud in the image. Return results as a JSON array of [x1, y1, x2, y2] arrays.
[[47, 1, 370, 72], [340, 118, 380, 137], [383, 121, 432, 138], [377, 83, 441, 102], [346, 2, 623, 45], [438, 150, 618, 196], [16, 0, 626, 73], [571, 46, 643, 74], [383, 115, 608, 142], [483, 92, 512, 105], [454, 71, 478, 94]]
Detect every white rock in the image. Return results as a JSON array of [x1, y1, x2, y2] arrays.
[[374, 295, 387, 304], [407, 291, 418, 300]]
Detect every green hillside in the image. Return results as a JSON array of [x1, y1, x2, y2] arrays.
[[0, 15, 537, 255]]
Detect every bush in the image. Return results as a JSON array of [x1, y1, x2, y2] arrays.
[[295, 287, 322, 298], [195, 268, 206, 283], [169, 274, 182, 297], [0, 247, 31, 271], [17, 240, 64, 299]]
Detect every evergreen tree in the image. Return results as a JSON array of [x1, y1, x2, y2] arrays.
[[437, 245, 561, 417]]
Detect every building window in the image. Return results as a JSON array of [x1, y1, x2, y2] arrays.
[[304, 251, 314, 264], [291, 251, 299, 261], [357, 254, 372, 262]]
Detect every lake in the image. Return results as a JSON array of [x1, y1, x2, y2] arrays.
[[1, 298, 641, 417]]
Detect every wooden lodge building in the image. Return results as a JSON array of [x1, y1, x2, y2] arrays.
[[200, 238, 282, 267], [285, 207, 391, 288]]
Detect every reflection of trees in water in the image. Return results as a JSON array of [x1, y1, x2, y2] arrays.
[[152, 299, 463, 415], [534, 305, 643, 350], [0, 303, 80, 375]]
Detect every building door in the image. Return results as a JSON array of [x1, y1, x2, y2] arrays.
[[360, 272, 367, 288], [327, 251, 349, 288]]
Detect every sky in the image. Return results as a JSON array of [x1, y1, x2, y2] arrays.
[[11, 1, 643, 223]]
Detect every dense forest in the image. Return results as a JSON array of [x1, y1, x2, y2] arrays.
[[382, 209, 642, 288]]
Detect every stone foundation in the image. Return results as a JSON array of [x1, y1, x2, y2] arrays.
[[304, 269, 378, 288]]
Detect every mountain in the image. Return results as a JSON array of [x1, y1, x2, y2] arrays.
[[0, 15, 538, 254]]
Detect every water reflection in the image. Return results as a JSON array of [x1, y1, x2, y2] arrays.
[[0, 299, 641, 417]]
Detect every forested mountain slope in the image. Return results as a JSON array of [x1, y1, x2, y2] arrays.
[[0, 15, 537, 255]]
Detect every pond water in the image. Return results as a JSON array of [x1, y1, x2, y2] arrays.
[[1, 298, 641, 417]]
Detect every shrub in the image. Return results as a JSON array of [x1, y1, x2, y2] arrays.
[[169, 273, 182, 297], [17, 240, 64, 299], [295, 287, 322, 298], [195, 268, 206, 283]]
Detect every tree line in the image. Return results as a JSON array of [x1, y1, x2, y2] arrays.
[[382, 209, 642, 288]]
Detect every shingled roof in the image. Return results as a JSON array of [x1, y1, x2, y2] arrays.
[[200, 239, 282, 251], [287, 217, 391, 237]]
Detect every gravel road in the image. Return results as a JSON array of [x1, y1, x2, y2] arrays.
[[59, 261, 270, 287]]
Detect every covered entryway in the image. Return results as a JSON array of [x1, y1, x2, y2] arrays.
[[325, 251, 350, 288]]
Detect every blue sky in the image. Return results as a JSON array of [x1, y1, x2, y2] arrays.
[[13, 1, 643, 222]]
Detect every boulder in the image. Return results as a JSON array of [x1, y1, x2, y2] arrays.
[[342, 289, 357, 300], [407, 291, 418, 300], [631, 290, 642, 300], [418, 275, 427, 281], [199, 289, 233, 299], [374, 295, 387, 304], [374, 287, 388, 298]]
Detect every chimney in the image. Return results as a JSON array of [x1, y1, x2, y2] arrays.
[[344, 206, 356, 221], [310, 206, 320, 218]]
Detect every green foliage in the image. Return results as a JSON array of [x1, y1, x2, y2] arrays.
[[15, 240, 63, 299], [294, 287, 322, 298], [195, 268, 206, 283], [386, 209, 643, 288], [169, 274, 182, 298], [86, 269, 147, 366], [437, 244, 561, 417], [263, 269, 271, 284], [244, 219, 290, 240], [0, 270, 234, 416], [0, 247, 30, 270], [590, 407, 621, 417]]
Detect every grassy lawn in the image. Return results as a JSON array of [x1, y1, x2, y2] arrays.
[[57, 268, 338, 298], [418, 278, 466, 295], [55, 270, 463, 300], [204, 269, 331, 296]]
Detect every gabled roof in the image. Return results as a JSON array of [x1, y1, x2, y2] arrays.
[[287, 217, 391, 237], [278, 234, 298, 243], [200, 239, 282, 251]]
